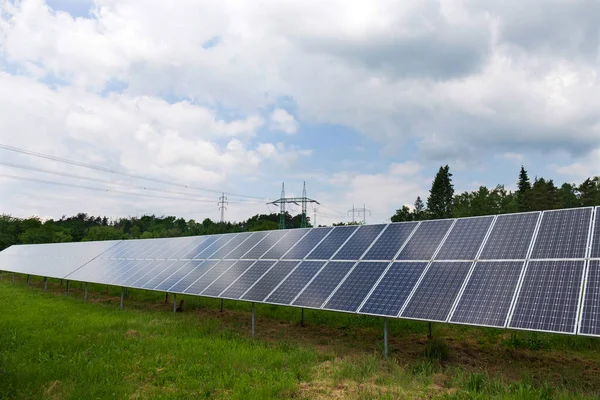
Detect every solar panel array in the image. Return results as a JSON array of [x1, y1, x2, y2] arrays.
[[2, 207, 600, 337]]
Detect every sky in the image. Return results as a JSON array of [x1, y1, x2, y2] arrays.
[[0, 0, 599, 226]]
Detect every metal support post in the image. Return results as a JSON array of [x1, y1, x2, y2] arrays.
[[66, 280, 70, 296], [428, 322, 432, 339], [84, 283, 88, 302], [384, 318, 388, 360], [251, 303, 255, 338], [27, 275, 30, 286], [44, 277, 48, 291], [126, 287, 129, 298], [221, 299, 224, 312], [120, 287, 125, 309], [173, 294, 177, 313], [12, 273, 15, 283], [301, 308, 305, 326]]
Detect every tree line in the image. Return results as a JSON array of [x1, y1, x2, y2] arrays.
[[391, 165, 600, 222]]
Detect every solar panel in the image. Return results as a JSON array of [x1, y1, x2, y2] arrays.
[[323, 261, 388, 312], [450, 261, 524, 327], [332, 225, 386, 260], [208, 232, 253, 259], [168, 261, 216, 293], [150, 238, 195, 260], [65, 258, 123, 283], [242, 230, 289, 259], [362, 222, 418, 261], [509, 260, 584, 334], [435, 216, 493, 260], [224, 232, 269, 259], [105, 259, 145, 284], [140, 260, 182, 289], [220, 260, 276, 299], [306, 226, 358, 260], [400, 261, 473, 321], [154, 261, 196, 291], [124, 260, 171, 288], [170, 237, 210, 260], [261, 229, 310, 259], [202, 260, 256, 296], [265, 261, 326, 305], [479, 212, 540, 260], [530, 208, 592, 259], [242, 261, 300, 302], [193, 234, 236, 259], [292, 261, 355, 308], [180, 236, 219, 259], [359, 262, 428, 316], [396, 220, 453, 260], [281, 228, 332, 260], [143, 238, 179, 259], [589, 208, 600, 259], [183, 260, 236, 295], [579, 260, 600, 336]]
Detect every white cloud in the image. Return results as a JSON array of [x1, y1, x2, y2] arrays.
[[270, 108, 298, 134]]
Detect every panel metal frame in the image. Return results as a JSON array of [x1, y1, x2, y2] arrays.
[[577, 206, 598, 336], [303, 225, 360, 261], [215, 260, 277, 299], [242, 230, 292, 261]]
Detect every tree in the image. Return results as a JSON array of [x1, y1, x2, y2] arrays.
[[529, 178, 559, 211], [427, 165, 454, 219], [516, 166, 532, 211], [413, 197, 425, 220], [391, 205, 413, 222], [578, 178, 600, 207], [558, 183, 579, 209]]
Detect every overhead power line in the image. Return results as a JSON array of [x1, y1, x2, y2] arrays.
[[0, 144, 267, 200]]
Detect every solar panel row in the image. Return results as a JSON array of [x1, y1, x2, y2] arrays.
[[2, 207, 600, 337]]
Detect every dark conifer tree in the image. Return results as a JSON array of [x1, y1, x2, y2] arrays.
[[516, 166, 532, 211], [427, 165, 454, 219]]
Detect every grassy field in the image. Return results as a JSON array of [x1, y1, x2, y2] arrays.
[[1, 274, 600, 399]]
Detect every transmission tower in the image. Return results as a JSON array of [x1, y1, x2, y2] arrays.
[[347, 204, 371, 224], [268, 181, 319, 229], [218, 192, 228, 223]]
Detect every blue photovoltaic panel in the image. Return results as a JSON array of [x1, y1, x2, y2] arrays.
[[141, 260, 182, 289], [450, 261, 524, 327], [208, 233, 253, 259], [180, 236, 219, 259], [242, 230, 289, 259], [104, 240, 150, 259], [104, 260, 144, 284], [362, 222, 418, 261], [168, 261, 216, 293], [124, 260, 171, 288], [143, 239, 178, 259], [154, 261, 196, 291], [266, 261, 326, 304], [590, 209, 600, 259], [64, 258, 119, 282], [193, 234, 235, 259], [292, 261, 355, 308], [401, 261, 473, 321], [323, 262, 388, 312], [396, 220, 453, 260], [332, 225, 386, 261], [183, 260, 237, 295], [151, 238, 196, 260], [282, 228, 332, 260], [580, 260, 600, 336], [306, 226, 358, 260], [224, 232, 269, 259], [220, 261, 276, 299], [479, 212, 540, 260], [202, 260, 256, 296], [170, 237, 210, 260], [359, 262, 428, 316], [261, 229, 310, 259], [530, 208, 592, 259], [509, 260, 584, 333], [242, 261, 300, 302], [435, 216, 493, 260]]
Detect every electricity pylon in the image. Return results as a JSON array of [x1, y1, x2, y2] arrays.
[[218, 193, 228, 223], [268, 182, 319, 229], [348, 204, 371, 224]]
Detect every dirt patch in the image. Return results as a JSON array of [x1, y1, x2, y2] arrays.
[[126, 329, 139, 338], [44, 380, 64, 400]]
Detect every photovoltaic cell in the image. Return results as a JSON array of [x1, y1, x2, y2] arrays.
[[151, 238, 195, 260], [193, 234, 235, 259], [401, 261, 472, 321], [66, 258, 124, 283], [332, 225, 386, 260], [124, 260, 170, 288], [183, 261, 236, 294], [396, 220, 453, 260], [530, 208, 592, 259], [154, 261, 196, 291], [589, 209, 600, 259], [509, 260, 584, 333], [180, 236, 219, 259], [281, 228, 332, 260], [359, 262, 428, 316], [202, 260, 256, 296], [435, 216, 493, 260], [323, 262, 388, 312], [580, 260, 600, 336], [292, 261, 355, 308], [242, 261, 300, 302], [168, 261, 216, 293], [306, 226, 358, 260], [141, 260, 182, 289], [208, 233, 253, 259], [170, 237, 210, 260], [266, 261, 326, 304], [261, 229, 310, 259], [105, 260, 144, 284], [362, 222, 418, 261], [479, 212, 540, 260], [220, 260, 276, 299], [450, 261, 524, 327], [144, 239, 178, 259], [224, 232, 269, 259], [242, 231, 289, 259]]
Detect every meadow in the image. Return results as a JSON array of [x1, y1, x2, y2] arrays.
[[1, 274, 599, 399]]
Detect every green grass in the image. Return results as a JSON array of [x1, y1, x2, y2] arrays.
[[1, 274, 600, 399]]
